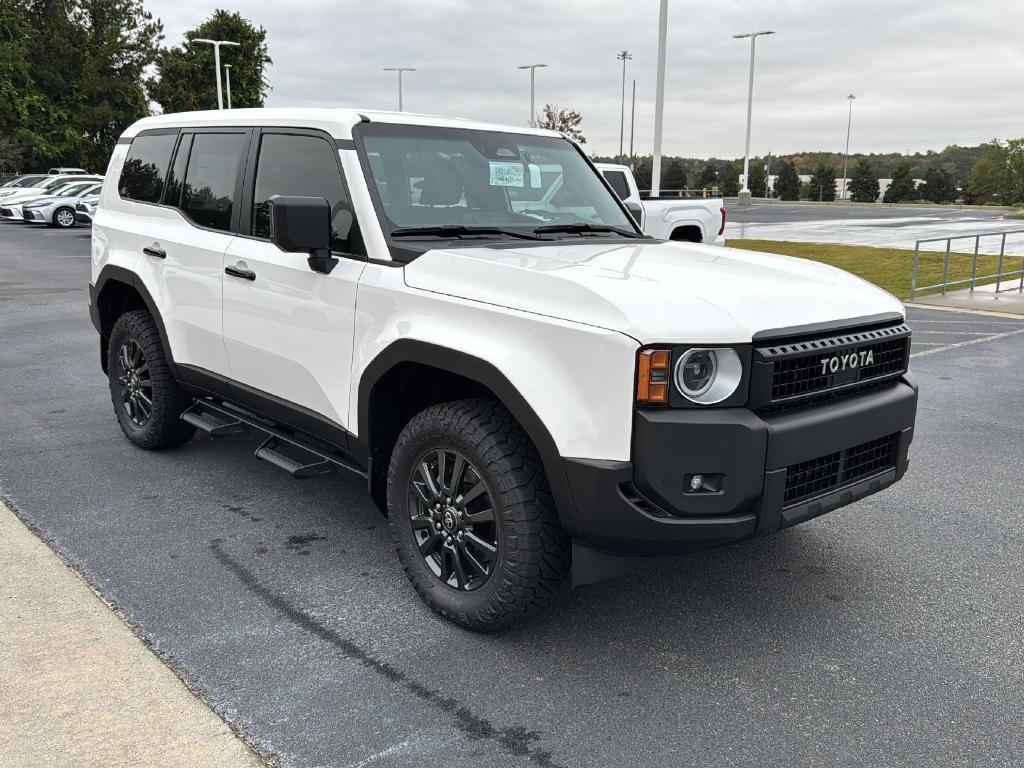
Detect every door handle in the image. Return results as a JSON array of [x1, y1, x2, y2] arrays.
[[142, 246, 166, 259], [225, 264, 256, 281]]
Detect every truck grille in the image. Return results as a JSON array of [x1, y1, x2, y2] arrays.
[[756, 322, 910, 408], [783, 433, 899, 507]]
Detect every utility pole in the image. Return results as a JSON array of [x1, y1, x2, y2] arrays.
[[842, 94, 856, 200], [224, 64, 232, 109], [651, 0, 668, 195], [192, 38, 240, 110], [517, 64, 548, 128], [732, 30, 774, 204], [616, 50, 632, 163], [764, 151, 772, 198], [383, 67, 416, 111], [629, 79, 636, 168]]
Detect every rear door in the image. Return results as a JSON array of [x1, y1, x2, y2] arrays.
[[221, 128, 365, 434]]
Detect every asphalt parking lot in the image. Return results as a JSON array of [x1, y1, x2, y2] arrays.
[[2, 222, 1024, 768]]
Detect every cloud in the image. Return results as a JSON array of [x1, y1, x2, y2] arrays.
[[145, 0, 1024, 157]]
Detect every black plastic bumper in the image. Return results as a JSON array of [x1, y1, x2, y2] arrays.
[[566, 378, 917, 584]]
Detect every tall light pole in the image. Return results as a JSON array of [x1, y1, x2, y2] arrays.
[[616, 50, 632, 163], [651, 0, 668, 195], [629, 79, 636, 168], [383, 67, 416, 111], [223, 64, 233, 109], [841, 94, 856, 200], [192, 38, 240, 110], [733, 30, 774, 204], [517, 64, 547, 128]]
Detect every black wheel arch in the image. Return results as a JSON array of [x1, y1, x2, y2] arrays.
[[357, 340, 582, 537]]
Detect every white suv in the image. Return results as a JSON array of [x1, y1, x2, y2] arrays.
[[90, 108, 918, 630]]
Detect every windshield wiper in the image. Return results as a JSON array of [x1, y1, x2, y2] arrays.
[[390, 225, 545, 241], [531, 223, 641, 238]]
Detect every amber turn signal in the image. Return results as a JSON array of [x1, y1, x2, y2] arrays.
[[636, 348, 670, 404]]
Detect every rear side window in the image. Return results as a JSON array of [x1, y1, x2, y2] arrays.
[[177, 133, 246, 232], [603, 170, 630, 200], [119, 133, 176, 203], [251, 133, 353, 251]]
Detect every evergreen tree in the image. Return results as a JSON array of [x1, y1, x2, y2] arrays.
[[747, 161, 767, 197], [774, 160, 800, 201], [662, 158, 687, 190], [719, 162, 740, 197], [809, 164, 836, 201], [697, 164, 718, 189], [883, 162, 918, 203], [848, 159, 880, 203], [920, 166, 957, 203]]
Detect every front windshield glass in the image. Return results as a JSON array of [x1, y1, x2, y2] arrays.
[[12, 175, 47, 188], [356, 124, 633, 234]]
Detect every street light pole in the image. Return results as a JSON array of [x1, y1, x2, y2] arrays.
[[629, 79, 636, 168], [192, 38, 240, 110], [517, 64, 547, 128], [616, 50, 632, 163], [842, 94, 856, 200], [224, 64, 232, 109], [383, 67, 417, 111], [651, 0, 668, 195], [733, 30, 774, 203]]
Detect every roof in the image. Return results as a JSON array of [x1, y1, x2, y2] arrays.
[[121, 107, 561, 142]]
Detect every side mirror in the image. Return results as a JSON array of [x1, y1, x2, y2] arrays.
[[268, 195, 337, 274], [624, 201, 644, 227]]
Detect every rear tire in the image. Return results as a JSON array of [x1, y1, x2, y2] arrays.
[[387, 399, 570, 632], [107, 310, 196, 449], [52, 206, 76, 228]]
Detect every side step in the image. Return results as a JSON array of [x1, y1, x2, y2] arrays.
[[181, 398, 366, 481]]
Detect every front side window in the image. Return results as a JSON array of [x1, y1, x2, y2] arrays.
[[356, 124, 634, 236], [177, 132, 246, 232], [119, 133, 176, 203], [251, 132, 354, 251]]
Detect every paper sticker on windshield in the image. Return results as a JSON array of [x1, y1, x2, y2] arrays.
[[528, 163, 542, 189], [489, 162, 524, 187]]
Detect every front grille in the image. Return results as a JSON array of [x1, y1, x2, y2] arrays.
[[783, 433, 899, 507], [757, 323, 910, 407]]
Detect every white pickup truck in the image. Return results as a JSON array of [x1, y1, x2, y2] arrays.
[[596, 162, 725, 245], [91, 109, 916, 631]]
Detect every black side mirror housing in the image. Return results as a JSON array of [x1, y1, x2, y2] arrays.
[[268, 195, 337, 274], [624, 201, 644, 227]]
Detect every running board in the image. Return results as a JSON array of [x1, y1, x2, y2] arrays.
[[181, 398, 366, 480]]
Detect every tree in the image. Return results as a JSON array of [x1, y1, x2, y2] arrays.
[[808, 164, 836, 201], [774, 160, 800, 201], [747, 161, 767, 198], [697, 163, 718, 189], [148, 10, 270, 113], [966, 139, 1024, 205], [661, 158, 687, 191], [719, 162, 740, 197], [884, 162, 918, 203], [920, 166, 957, 204], [535, 104, 586, 144], [848, 159, 880, 203]]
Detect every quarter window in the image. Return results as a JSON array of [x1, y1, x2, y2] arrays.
[[603, 170, 630, 200], [177, 132, 246, 232], [119, 133, 176, 203], [252, 133, 354, 251]]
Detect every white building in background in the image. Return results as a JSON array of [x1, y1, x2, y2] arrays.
[[759, 174, 925, 201]]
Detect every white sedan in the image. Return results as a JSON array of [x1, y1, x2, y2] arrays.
[[11, 181, 103, 228]]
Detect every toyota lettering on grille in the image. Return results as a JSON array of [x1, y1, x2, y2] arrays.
[[820, 348, 875, 376]]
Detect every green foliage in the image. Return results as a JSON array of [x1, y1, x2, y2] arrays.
[[535, 104, 586, 144], [719, 162, 739, 197], [147, 10, 271, 113], [661, 158, 687, 190], [747, 160, 767, 197], [848, 159, 880, 203], [697, 163, 718, 189], [808, 164, 836, 201], [0, 0, 162, 171], [883, 162, 918, 203], [774, 161, 800, 201], [920, 166, 957, 203], [966, 139, 1024, 205]]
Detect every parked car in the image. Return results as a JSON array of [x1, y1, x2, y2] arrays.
[[1, 179, 103, 221], [75, 190, 101, 226], [0, 174, 102, 202], [2, 174, 50, 188], [23, 181, 103, 227], [48, 167, 89, 175], [90, 108, 917, 631], [596, 162, 726, 245]]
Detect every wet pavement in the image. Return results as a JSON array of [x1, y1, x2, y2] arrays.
[[726, 204, 1024, 255]]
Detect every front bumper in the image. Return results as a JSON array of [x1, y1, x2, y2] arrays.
[[22, 208, 47, 222], [76, 211, 94, 225], [0, 204, 24, 220], [566, 378, 917, 583]]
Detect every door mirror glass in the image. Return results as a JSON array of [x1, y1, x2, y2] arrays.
[[268, 195, 338, 274]]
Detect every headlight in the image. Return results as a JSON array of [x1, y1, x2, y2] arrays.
[[674, 348, 743, 404], [24, 202, 46, 209]]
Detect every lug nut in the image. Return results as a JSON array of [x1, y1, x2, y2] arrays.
[[435, 523, 442, 530], [446, 536, 453, 544]]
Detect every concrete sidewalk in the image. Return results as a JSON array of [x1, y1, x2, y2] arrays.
[[909, 281, 1024, 316], [0, 500, 267, 768]]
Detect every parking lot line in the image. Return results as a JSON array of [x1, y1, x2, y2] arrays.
[[910, 327, 1024, 358]]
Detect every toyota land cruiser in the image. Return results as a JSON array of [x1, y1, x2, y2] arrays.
[[89, 109, 917, 631]]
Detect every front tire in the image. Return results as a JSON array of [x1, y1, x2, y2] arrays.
[[52, 206, 76, 228], [107, 310, 196, 449], [387, 399, 570, 632]]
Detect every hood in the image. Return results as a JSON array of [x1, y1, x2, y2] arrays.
[[402, 240, 904, 344], [0, 187, 49, 202]]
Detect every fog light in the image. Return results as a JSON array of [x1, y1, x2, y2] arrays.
[[689, 475, 704, 491], [684, 473, 723, 493]]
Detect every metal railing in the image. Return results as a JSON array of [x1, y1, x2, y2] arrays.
[[910, 229, 1024, 299]]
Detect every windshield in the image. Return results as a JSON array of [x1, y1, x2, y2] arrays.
[[9, 175, 46, 188], [355, 124, 634, 237]]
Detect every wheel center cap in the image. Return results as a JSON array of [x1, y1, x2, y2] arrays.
[[441, 508, 458, 532]]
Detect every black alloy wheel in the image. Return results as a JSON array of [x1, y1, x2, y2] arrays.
[[115, 338, 153, 426]]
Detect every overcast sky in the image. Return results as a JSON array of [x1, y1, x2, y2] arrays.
[[145, 0, 1024, 159]]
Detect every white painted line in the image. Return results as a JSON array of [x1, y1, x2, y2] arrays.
[[909, 342, 946, 346], [908, 319, 1023, 324], [910, 327, 1024, 358], [345, 741, 412, 768], [914, 330, 1005, 335]]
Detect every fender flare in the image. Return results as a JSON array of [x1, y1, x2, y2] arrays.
[[357, 339, 582, 535]]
